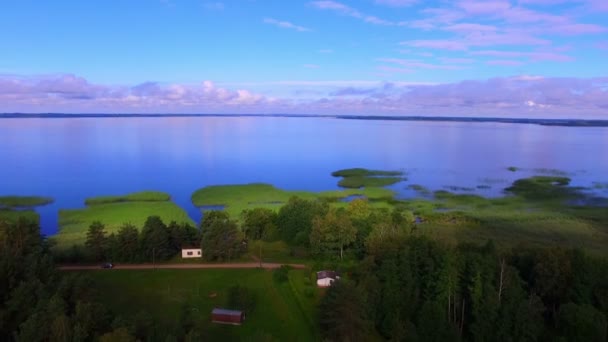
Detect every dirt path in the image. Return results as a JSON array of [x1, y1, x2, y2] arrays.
[[58, 262, 306, 271]]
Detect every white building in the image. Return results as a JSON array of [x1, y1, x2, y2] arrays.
[[181, 248, 202, 258], [316, 270, 340, 287]]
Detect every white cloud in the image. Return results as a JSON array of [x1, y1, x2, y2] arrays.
[[4, 74, 606, 118], [263, 18, 311, 32]]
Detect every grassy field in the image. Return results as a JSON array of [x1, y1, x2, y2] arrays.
[[87, 268, 319, 341], [0, 195, 53, 208], [54, 191, 194, 249], [84, 191, 171, 205], [191, 183, 396, 218], [247, 240, 310, 264]]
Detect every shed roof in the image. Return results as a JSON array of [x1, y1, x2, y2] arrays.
[[317, 270, 339, 280], [212, 308, 243, 316]]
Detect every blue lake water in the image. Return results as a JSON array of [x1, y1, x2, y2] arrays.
[[1, 116, 607, 236]]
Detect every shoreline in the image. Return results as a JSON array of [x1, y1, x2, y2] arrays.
[[1, 113, 608, 127]]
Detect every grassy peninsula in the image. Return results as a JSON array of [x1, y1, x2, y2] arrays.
[[0, 195, 53, 225], [0, 195, 54, 208], [54, 191, 194, 248]]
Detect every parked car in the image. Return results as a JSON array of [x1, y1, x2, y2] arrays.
[[101, 262, 114, 269]]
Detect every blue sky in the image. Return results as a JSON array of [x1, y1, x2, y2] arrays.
[[1, 0, 607, 117]]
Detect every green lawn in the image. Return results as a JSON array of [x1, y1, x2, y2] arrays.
[[87, 268, 319, 341], [0, 195, 53, 208], [191, 183, 396, 218], [53, 191, 194, 249]]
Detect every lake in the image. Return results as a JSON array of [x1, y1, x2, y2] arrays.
[[1, 116, 607, 236]]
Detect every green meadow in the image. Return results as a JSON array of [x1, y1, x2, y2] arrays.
[[87, 268, 319, 341], [54, 191, 194, 249]]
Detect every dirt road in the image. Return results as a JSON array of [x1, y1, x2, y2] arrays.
[[58, 262, 306, 271]]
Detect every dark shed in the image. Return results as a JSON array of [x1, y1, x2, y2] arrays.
[[316, 271, 338, 280], [211, 308, 245, 325]]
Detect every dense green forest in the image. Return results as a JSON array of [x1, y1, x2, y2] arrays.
[[3, 192, 608, 341]]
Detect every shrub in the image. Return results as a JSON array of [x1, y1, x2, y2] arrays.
[[273, 265, 291, 283]]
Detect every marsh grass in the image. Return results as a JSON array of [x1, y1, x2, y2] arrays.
[[403, 180, 608, 256], [84, 191, 170, 205], [0, 196, 53, 208]]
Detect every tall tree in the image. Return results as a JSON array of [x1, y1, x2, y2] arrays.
[[319, 281, 369, 341], [241, 208, 278, 241], [200, 211, 244, 261], [115, 223, 140, 262], [310, 208, 356, 260], [277, 196, 327, 245], [85, 221, 107, 261], [139, 216, 172, 261]]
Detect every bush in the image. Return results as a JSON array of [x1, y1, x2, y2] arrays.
[[273, 265, 291, 283]]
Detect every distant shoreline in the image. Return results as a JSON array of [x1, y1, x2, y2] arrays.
[[1, 113, 608, 127]]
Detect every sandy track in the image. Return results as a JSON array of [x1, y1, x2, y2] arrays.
[[58, 262, 306, 271]]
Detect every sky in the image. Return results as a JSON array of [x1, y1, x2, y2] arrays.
[[0, 0, 607, 118]]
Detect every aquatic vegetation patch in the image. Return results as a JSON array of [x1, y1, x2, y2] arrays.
[[337, 176, 403, 188], [504, 176, 579, 200], [0, 195, 53, 208], [443, 185, 475, 192], [331, 168, 403, 177], [531, 168, 570, 176], [592, 182, 608, 190], [84, 191, 171, 205], [332, 168, 406, 189], [407, 184, 432, 196]]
